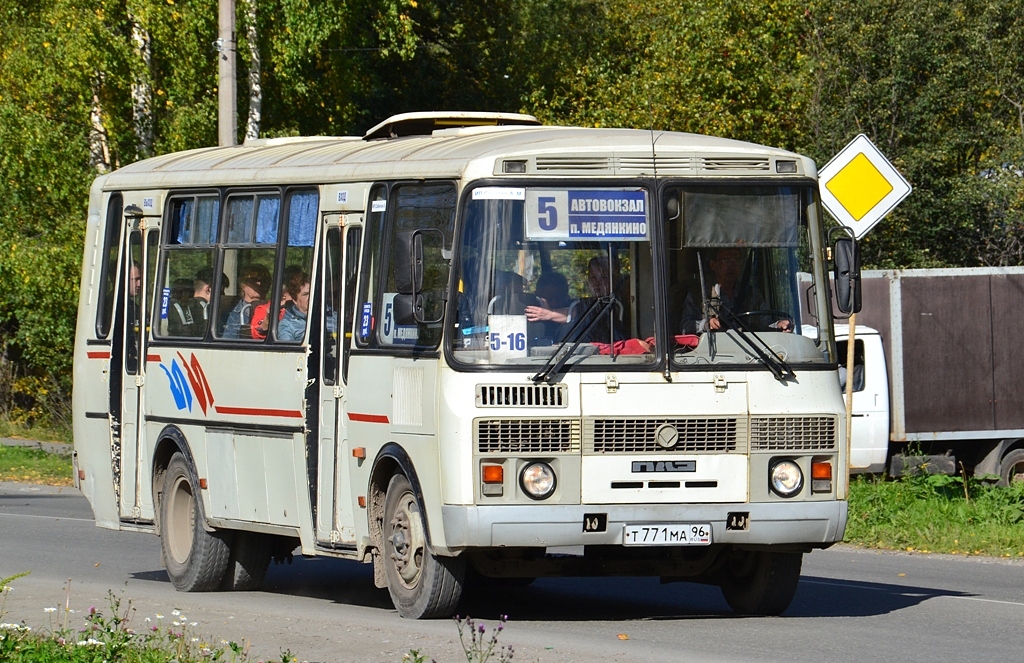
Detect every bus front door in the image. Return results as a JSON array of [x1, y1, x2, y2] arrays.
[[314, 221, 362, 547]]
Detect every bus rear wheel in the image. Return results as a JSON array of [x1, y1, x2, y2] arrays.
[[220, 531, 272, 591], [382, 474, 465, 618], [160, 452, 230, 592], [719, 550, 802, 616]]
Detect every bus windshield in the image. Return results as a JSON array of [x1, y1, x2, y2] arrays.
[[665, 184, 828, 368], [450, 185, 658, 368]]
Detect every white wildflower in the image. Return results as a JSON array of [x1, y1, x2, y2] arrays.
[[171, 609, 181, 616], [155, 613, 164, 619], [44, 607, 57, 613], [190, 621, 198, 627]]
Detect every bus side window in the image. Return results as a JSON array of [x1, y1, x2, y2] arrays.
[[273, 190, 318, 343], [322, 228, 342, 385], [342, 227, 362, 382], [355, 185, 387, 348], [214, 193, 280, 340], [377, 183, 455, 349], [157, 195, 218, 340], [95, 193, 123, 338]]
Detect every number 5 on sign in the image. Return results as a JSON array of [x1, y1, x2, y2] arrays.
[[526, 190, 569, 240]]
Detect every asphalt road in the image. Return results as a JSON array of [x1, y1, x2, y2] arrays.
[[2, 481, 1023, 662]]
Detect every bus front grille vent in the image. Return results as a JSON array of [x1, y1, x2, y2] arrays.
[[585, 417, 743, 454], [617, 155, 694, 174], [700, 157, 771, 172], [476, 384, 568, 408], [476, 419, 581, 454], [535, 156, 612, 172], [750, 416, 838, 451]]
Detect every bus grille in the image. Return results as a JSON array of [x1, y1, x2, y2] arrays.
[[476, 419, 581, 454], [476, 384, 567, 407], [750, 416, 838, 451], [585, 417, 743, 454]]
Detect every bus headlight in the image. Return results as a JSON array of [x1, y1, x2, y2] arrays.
[[520, 462, 556, 500], [769, 459, 803, 497]]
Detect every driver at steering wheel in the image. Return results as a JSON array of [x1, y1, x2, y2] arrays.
[[681, 247, 793, 334]]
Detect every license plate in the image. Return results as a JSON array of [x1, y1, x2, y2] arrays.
[[623, 523, 712, 546]]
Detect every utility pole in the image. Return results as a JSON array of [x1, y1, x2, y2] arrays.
[[217, 0, 237, 146]]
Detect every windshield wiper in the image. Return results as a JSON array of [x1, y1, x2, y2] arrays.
[[718, 305, 795, 382], [531, 295, 618, 384]]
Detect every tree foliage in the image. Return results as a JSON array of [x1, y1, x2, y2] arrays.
[[1, 0, 1023, 424]]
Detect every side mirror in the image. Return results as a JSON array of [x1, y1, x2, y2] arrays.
[[829, 229, 861, 315], [392, 293, 422, 325], [394, 230, 424, 295]]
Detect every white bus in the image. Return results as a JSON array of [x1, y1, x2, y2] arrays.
[[73, 111, 857, 618]]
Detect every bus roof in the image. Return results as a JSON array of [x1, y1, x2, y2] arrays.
[[100, 117, 815, 191]]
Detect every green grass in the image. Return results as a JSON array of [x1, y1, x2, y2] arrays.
[[0, 418, 72, 444], [845, 473, 1024, 558], [0, 445, 73, 486]]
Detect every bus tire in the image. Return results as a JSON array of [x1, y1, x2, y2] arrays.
[[998, 449, 1024, 486], [220, 531, 272, 591], [719, 550, 802, 616], [382, 474, 465, 618], [160, 452, 230, 592]]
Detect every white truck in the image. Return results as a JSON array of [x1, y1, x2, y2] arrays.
[[807, 267, 1024, 484]]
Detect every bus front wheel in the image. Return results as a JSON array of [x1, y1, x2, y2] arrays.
[[382, 474, 465, 618], [719, 550, 802, 616], [160, 452, 230, 592]]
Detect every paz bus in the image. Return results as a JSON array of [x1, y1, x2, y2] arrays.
[[73, 111, 858, 618]]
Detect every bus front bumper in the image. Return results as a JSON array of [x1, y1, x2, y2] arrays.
[[441, 500, 847, 550]]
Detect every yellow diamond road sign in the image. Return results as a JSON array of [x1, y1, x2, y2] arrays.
[[818, 134, 911, 239]]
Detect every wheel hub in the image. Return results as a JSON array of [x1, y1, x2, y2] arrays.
[[389, 494, 425, 586]]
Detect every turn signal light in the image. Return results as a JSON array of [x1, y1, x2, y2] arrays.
[[811, 460, 833, 493], [482, 465, 504, 484]]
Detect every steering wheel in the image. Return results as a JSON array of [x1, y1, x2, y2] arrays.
[[729, 309, 792, 329]]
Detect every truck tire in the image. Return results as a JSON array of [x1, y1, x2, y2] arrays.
[[220, 531, 272, 591], [160, 452, 230, 592], [382, 474, 465, 618], [719, 550, 802, 616], [998, 449, 1024, 486]]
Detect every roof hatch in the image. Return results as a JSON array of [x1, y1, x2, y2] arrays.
[[363, 111, 541, 140]]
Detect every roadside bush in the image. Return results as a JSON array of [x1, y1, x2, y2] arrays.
[[846, 473, 1024, 557]]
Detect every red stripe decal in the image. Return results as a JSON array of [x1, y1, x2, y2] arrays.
[[146, 354, 161, 362], [213, 405, 304, 418], [87, 351, 111, 359], [348, 412, 390, 424]]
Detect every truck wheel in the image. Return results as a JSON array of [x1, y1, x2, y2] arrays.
[[719, 550, 802, 616], [382, 474, 465, 618], [160, 452, 230, 592], [220, 531, 272, 591], [998, 449, 1024, 486]]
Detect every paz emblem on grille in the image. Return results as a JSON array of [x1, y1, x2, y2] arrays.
[[655, 424, 679, 449]]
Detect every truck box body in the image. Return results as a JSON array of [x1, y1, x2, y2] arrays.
[[804, 267, 1024, 476]]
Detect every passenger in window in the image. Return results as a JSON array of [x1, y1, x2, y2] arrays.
[[277, 272, 311, 342], [564, 257, 625, 343], [223, 265, 269, 339], [167, 278, 195, 336], [681, 247, 792, 334], [125, 262, 142, 372], [252, 265, 301, 340], [172, 268, 224, 338], [525, 272, 572, 344]]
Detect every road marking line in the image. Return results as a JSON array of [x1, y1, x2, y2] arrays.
[[0, 512, 94, 523], [802, 579, 1024, 606], [939, 596, 1024, 608]]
